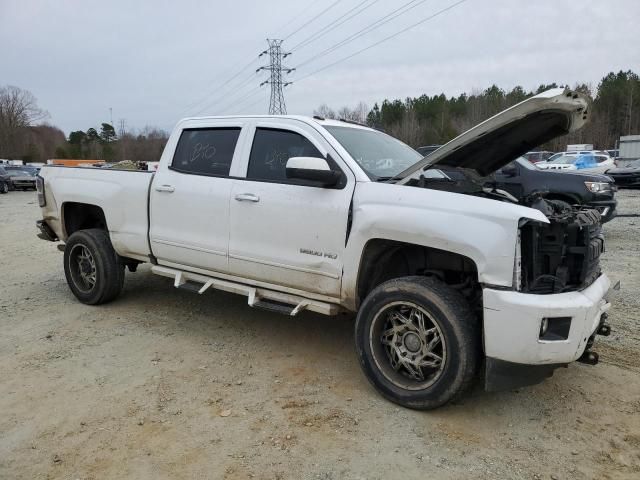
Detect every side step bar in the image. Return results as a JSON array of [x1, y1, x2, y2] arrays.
[[151, 266, 340, 316]]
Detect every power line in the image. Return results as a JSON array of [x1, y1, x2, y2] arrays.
[[296, 0, 429, 69], [238, 95, 268, 114], [180, 56, 259, 116], [214, 86, 263, 115], [222, 87, 268, 114], [289, 0, 380, 51], [193, 79, 260, 116], [283, 0, 344, 41], [294, 0, 470, 83], [271, 0, 317, 38]]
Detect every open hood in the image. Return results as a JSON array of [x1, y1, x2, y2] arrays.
[[396, 88, 590, 183]]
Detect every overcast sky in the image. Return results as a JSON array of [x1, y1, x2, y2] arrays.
[[2, 0, 639, 134]]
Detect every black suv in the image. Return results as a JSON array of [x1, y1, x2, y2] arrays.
[[491, 158, 617, 222]]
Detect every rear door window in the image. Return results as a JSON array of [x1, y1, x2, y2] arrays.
[[171, 128, 241, 176]]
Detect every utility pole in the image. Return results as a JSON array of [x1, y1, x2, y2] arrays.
[[118, 119, 127, 160], [257, 39, 294, 115]]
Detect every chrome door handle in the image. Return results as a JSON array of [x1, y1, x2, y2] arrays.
[[234, 193, 260, 203], [155, 185, 175, 193]]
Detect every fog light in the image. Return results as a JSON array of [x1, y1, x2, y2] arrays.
[[539, 317, 572, 341], [539, 318, 549, 337]]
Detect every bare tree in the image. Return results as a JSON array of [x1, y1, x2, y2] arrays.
[[0, 85, 49, 158], [313, 104, 337, 119]]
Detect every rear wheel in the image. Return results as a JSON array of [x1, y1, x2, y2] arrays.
[[63, 229, 125, 305], [355, 276, 480, 410]]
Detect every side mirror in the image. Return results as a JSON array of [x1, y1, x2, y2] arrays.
[[500, 164, 518, 177], [285, 156, 342, 187]]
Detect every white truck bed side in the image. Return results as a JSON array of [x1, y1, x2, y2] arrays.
[[39, 166, 154, 260]]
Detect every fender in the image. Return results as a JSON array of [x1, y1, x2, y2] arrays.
[[341, 182, 547, 310]]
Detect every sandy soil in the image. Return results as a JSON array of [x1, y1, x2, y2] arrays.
[[1, 190, 639, 480]]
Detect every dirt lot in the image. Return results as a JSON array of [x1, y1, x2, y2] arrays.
[[1, 190, 639, 480]]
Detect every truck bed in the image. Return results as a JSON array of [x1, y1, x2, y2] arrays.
[[39, 166, 154, 261]]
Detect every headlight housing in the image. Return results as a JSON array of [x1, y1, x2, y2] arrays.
[[513, 227, 522, 291], [584, 181, 611, 193]]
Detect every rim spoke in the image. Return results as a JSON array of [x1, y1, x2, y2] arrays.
[[387, 348, 401, 371], [427, 332, 442, 351], [391, 311, 412, 328], [417, 351, 442, 368], [400, 359, 425, 381]]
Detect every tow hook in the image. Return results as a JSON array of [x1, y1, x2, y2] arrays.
[[578, 350, 599, 365]]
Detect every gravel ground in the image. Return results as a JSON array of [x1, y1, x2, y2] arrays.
[[1, 190, 639, 480]]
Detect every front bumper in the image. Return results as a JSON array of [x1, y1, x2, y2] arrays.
[[482, 274, 611, 388], [586, 198, 617, 222]]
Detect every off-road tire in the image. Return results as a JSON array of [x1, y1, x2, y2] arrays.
[[355, 276, 480, 410], [63, 229, 125, 305]]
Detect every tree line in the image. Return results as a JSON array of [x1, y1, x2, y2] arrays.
[[317, 70, 639, 151], [0, 85, 169, 164], [2, 70, 637, 163]]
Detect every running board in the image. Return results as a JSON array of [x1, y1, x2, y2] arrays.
[[151, 266, 339, 316]]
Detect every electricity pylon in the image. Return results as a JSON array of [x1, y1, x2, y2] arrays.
[[257, 39, 294, 115]]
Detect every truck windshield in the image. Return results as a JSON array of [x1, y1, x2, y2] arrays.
[[324, 125, 422, 179]]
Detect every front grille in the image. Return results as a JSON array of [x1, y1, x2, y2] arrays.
[[520, 209, 603, 294]]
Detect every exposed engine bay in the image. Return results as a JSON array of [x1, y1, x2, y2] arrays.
[[519, 205, 603, 294], [407, 168, 605, 294]]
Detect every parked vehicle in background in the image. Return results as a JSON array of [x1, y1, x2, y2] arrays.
[[416, 144, 441, 156], [6, 165, 39, 176], [567, 143, 594, 152], [418, 157, 617, 222], [0, 166, 12, 193], [605, 166, 640, 188], [5, 168, 37, 190], [616, 135, 640, 167], [606, 149, 619, 159], [490, 158, 617, 221], [522, 150, 554, 163], [546, 150, 609, 162], [537, 152, 615, 174], [36, 89, 613, 410]]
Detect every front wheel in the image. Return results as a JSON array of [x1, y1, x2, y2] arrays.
[[63, 229, 125, 305], [355, 276, 480, 410], [0, 182, 8, 194]]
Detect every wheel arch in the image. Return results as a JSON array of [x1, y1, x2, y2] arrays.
[[61, 202, 108, 240], [354, 238, 480, 310], [542, 192, 582, 205]]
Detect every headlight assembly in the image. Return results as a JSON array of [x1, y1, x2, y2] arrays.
[[584, 181, 611, 193]]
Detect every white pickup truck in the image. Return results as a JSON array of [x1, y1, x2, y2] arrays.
[[36, 89, 613, 409]]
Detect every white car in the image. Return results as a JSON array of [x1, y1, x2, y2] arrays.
[[36, 89, 612, 410], [538, 151, 615, 174]]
